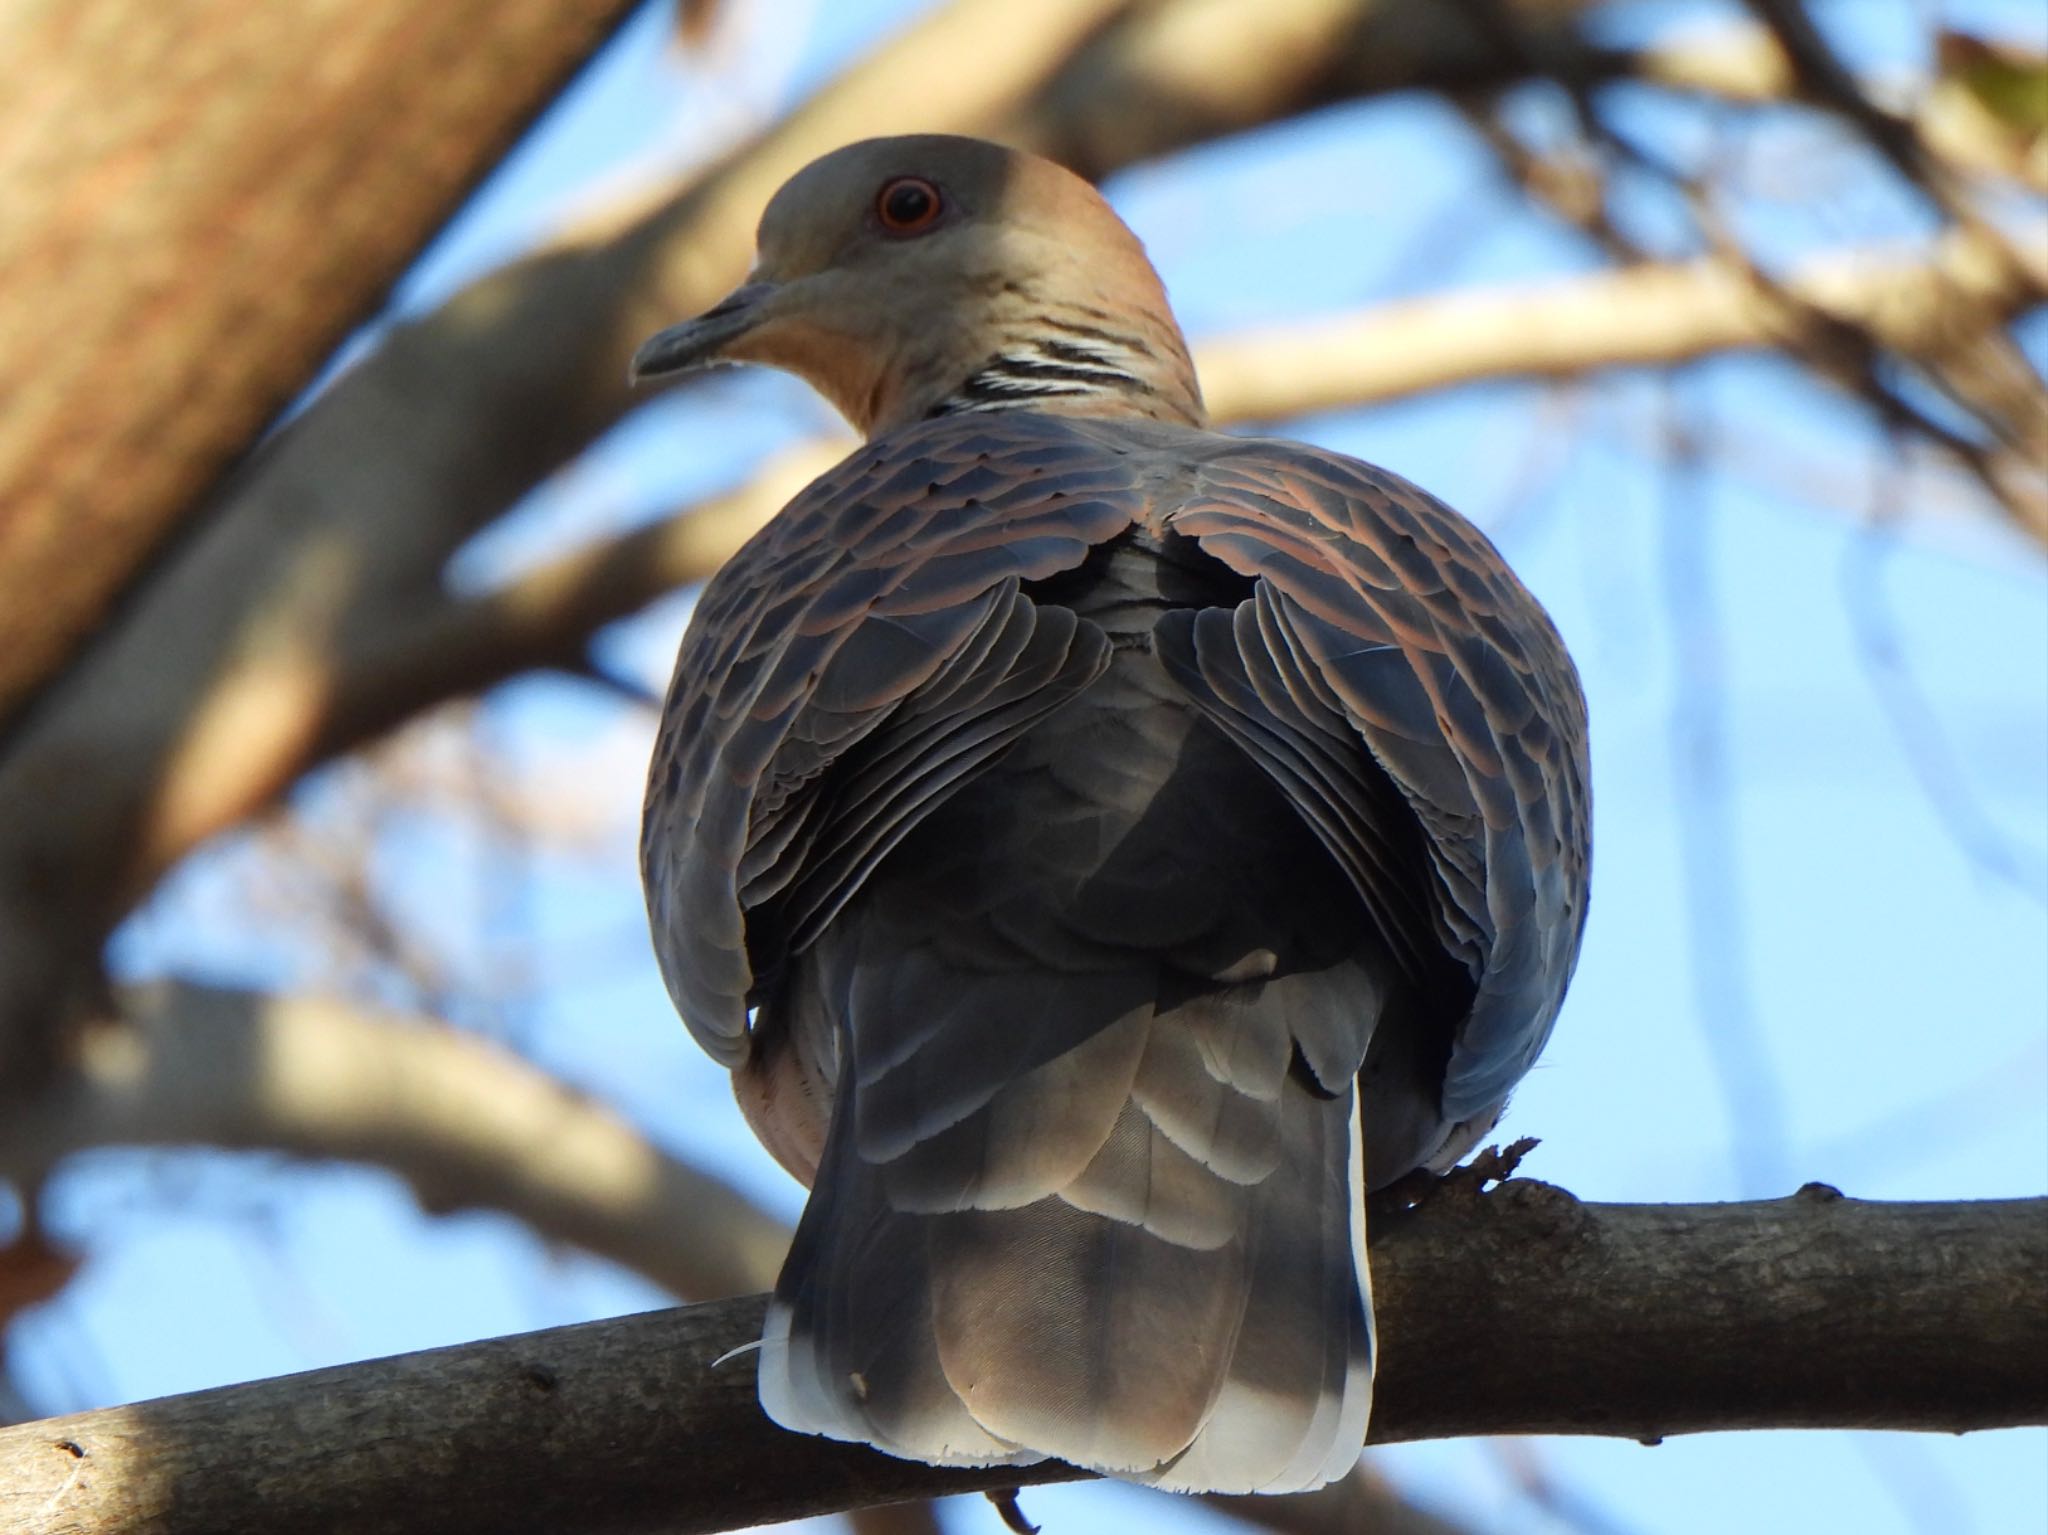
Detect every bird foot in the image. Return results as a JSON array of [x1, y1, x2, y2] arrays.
[[1370, 1136, 1542, 1216], [985, 1488, 1040, 1534], [1460, 1135, 1541, 1189]]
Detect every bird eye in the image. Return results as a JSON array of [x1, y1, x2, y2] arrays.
[[875, 176, 942, 235]]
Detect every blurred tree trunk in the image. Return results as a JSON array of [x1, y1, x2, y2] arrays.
[[0, 0, 641, 734]]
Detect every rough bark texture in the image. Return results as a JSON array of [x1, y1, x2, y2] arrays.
[[0, 0, 641, 731], [1, 1187, 2039, 1535], [1207, 1464, 1482, 1535]]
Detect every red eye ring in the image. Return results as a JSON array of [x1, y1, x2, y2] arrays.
[[875, 176, 943, 235]]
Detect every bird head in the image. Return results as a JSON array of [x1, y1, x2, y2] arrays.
[[630, 134, 1205, 437]]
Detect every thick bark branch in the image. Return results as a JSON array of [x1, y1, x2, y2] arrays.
[[0, 0, 641, 731], [1206, 1464, 1482, 1535], [0, 1188, 2038, 1535], [0, 982, 789, 1303]]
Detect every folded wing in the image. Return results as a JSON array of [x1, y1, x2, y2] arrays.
[[1159, 440, 1591, 1128], [642, 415, 1150, 1065]]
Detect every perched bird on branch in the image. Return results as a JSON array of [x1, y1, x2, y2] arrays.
[[633, 134, 1590, 1494]]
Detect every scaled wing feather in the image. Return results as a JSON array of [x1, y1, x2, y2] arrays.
[[1164, 440, 1591, 1123], [643, 417, 1146, 1064]]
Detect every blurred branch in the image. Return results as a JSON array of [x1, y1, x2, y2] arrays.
[[0, 1213, 79, 1336], [1714, 4, 2048, 511], [331, 440, 855, 748], [0, 0, 642, 733], [1621, 23, 2048, 190], [1013, 0, 1602, 178], [1698, 212, 2044, 535], [1455, 44, 2047, 533], [2, 1185, 2040, 1534], [0, 982, 790, 1302], [1696, 8, 2046, 508], [1202, 237, 2043, 463], [1739, 0, 1976, 228]]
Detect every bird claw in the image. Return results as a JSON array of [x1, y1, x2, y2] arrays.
[[985, 1488, 1040, 1534], [1370, 1136, 1542, 1216], [1463, 1135, 1541, 1189]]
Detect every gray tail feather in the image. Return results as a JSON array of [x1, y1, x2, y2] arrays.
[[756, 1037, 1373, 1493]]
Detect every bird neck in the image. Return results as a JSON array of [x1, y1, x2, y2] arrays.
[[871, 293, 1206, 437]]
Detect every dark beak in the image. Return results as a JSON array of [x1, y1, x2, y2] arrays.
[[628, 281, 778, 383]]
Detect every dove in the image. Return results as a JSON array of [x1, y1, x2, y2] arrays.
[[632, 134, 1589, 1494]]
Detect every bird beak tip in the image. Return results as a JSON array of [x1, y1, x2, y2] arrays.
[[628, 281, 778, 388], [627, 326, 706, 387]]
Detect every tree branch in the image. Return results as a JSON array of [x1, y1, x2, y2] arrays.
[[1012, 0, 1601, 179], [0, 1187, 2038, 1534], [1200, 237, 2042, 430], [1453, 1, 2048, 529], [0, 982, 789, 1303], [1205, 1464, 1483, 1535]]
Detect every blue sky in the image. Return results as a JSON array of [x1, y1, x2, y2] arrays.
[[12, 3, 2046, 1533]]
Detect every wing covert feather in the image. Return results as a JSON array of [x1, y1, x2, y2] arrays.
[[1164, 441, 1591, 1118], [642, 415, 1149, 1065]]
